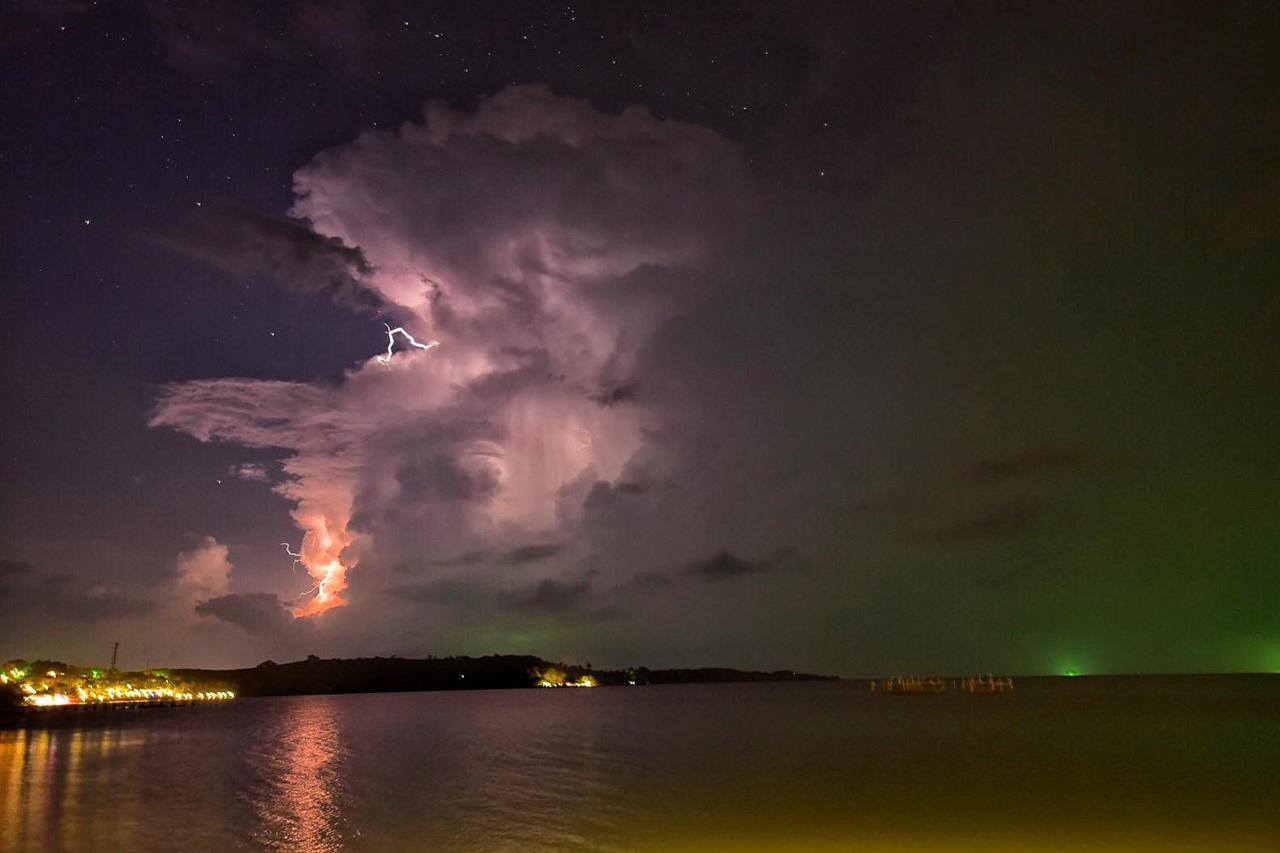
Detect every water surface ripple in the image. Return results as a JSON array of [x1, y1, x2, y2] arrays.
[[2, 677, 1279, 851]]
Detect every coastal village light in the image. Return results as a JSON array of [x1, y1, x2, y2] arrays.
[[3, 659, 235, 709]]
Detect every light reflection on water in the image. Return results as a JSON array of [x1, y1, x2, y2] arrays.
[[245, 696, 348, 851], [2, 678, 1279, 851], [1, 723, 155, 851]]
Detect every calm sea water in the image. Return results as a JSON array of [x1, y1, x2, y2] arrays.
[[2, 677, 1279, 851]]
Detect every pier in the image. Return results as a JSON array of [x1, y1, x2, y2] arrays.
[[869, 675, 1015, 694]]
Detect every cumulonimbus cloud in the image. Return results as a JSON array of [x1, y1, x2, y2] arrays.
[[150, 85, 754, 618]]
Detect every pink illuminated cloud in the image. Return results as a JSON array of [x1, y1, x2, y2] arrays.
[[151, 85, 753, 617]]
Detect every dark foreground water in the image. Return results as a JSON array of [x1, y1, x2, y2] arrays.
[[3, 676, 1279, 851]]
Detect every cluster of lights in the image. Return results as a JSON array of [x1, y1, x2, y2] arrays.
[[4, 660, 234, 709], [536, 677, 597, 688], [533, 668, 597, 688], [21, 685, 235, 707], [1, 667, 29, 684]]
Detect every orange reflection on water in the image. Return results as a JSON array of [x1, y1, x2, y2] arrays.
[[0, 728, 30, 851], [251, 698, 348, 852], [0, 728, 69, 850], [0, 727, 135, 851], [62, 728, 84, 851]]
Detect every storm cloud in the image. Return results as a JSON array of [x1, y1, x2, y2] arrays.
[[195, 592, 295, 635], [119, 5, 1280, 676], [0, 561, 156, 631], [153, 199, 383, 309], [151, 85, 757, 620]]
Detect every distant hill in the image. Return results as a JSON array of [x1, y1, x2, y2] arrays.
[[172, 655, 836, 698]]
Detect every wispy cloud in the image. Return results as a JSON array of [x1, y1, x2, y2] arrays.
[[682, 550, 781, 582], [970, 445, 1092, 481]]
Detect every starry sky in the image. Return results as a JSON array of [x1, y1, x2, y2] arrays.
[[2, 1, 1279, 675]]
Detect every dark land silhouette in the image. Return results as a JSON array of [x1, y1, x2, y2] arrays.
[[170, 655, 837, 698]]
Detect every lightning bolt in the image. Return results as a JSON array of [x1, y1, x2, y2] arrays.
[[376, 323, 439, 365], [297, 561, 345, 608], [282, 542, 337, 604], [284, 521, 350, 617]]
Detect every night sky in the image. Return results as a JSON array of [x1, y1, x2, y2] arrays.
[[2, 2, 1279, 675]]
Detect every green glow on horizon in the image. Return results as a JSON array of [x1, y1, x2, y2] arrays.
[[1261, 642, 1280, 674], [1054, 652, 1087, 677]]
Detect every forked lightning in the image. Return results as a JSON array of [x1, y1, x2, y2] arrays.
[[376, 324, 439, 365]]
